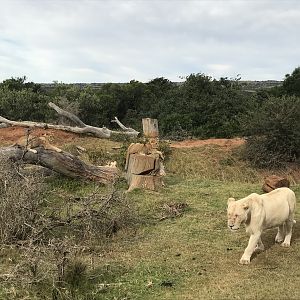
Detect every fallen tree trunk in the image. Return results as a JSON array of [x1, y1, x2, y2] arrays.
[[0, 146, 119, 184], [0, 102, 139, 139]]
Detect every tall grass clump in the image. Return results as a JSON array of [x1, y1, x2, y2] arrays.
[[166, 145, 261, 183]]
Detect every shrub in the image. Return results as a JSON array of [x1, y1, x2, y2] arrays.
[[0, 157, 46, 243], [242, 96, 300, 168]]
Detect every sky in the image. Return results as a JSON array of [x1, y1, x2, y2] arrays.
[[0, 0, 299, 83]]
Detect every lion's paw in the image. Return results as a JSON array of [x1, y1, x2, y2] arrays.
[[239, 258, 251, 265], [275, 234, 284, 243], [281, 242, 290, 248]]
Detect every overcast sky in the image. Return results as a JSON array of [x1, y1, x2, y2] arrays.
[[0, 0, 299, 83]]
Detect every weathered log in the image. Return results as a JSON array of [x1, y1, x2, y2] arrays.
[[262, 175, 290, 193], [0, 146, 119, 184], [0, 102, 139, 139], [142, 118, 159, 138], [0, 123, 9, 128]]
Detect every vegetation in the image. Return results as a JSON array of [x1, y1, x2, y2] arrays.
[[1, 67, 299, 169], [242, 96, 300, 168], [0, 136, 299, 299], [0, 67, 299, 298], [0, 74, 256, 139], [241, 67, 300, 168]]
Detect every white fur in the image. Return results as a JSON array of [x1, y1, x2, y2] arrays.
[[227, 187, 296, 265]]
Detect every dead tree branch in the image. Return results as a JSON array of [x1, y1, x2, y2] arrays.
[[0, 102, 140, 139]]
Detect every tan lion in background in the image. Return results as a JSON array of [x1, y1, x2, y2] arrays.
[[227, 187, 296, 265], [13, 135, 62, 153]]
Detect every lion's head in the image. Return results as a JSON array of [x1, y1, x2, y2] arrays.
[[227, 198, 249, 231]]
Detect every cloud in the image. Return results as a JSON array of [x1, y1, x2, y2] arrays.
[[0, 0, 299, 82]]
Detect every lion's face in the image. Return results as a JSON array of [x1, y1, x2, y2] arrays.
[[227, 198, 249, 231]]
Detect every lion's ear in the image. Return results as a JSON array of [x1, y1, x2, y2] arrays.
[[227, 197, 235, 205]]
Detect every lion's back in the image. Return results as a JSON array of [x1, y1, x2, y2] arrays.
[[262, 187, 296, 227]]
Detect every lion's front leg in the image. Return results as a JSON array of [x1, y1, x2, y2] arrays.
[[240, 232, 262, 265]]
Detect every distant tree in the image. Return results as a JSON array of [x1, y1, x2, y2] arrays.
[[282, 67, 300, 96], [1, 76, 41, 92], [0, 87, 50, 121], [159, 73, 252, 138]]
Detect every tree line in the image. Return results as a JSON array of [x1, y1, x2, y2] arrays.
[[0, 67, 299, 167]]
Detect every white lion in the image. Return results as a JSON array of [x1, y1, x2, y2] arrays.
[[227, 187, 296, 265]]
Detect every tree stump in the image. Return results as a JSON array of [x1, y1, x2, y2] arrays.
[[142, 118, 159, 138], [126, 153, 163, 192], [262, 175, 290, 193], [126, 118, 165, 192]]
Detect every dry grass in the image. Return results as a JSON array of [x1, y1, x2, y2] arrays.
[[166, 145, 262, 183]]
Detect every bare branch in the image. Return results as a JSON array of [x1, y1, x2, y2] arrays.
[[0, 106, 139, 138], [48, 102, 86, 127], [111, 116, 138, 134]]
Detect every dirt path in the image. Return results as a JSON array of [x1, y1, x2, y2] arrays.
[[0, 127, 245, 149], [170, 138, 245, 149]]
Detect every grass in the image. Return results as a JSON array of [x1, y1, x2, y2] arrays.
[[0, 138, 300, 299]]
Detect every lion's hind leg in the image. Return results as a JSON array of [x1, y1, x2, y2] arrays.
[[275, 224, 285, 243], [254, 237, 264, 252], [281, 218, 294, 247]]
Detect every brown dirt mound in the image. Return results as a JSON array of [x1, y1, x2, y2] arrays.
[[0, 126, 78, 146], [170, 138, 245, 149]]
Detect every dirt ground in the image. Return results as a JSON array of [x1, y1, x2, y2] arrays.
[[0, 126, 245, 149], [0, 126, 299, 183], [0, 126, 78, 146], [170, 137, 244, 149]]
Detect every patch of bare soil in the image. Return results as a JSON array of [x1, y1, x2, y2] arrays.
[[170, 138, 245, 149], [0, 126, 78, 146]]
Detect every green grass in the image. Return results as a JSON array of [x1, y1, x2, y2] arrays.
[[91, 181, 300, 300], [1, 141, 300, 299]]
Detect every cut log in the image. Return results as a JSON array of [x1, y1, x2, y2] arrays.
[[262, 175, 290, 193], [125, 118, 164, 192], [142, 118, 159, 138], [126, 153, 163, 192], [127, 175, 163, 192], [128, 154, 156, 174], [0, 146, 119, 184]]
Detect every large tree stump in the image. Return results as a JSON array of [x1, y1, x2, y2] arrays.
[[142, 118, 159, 138], [262, 175, 290, 193], [126, 153, 163, 192], [126, 118, 165, 192]]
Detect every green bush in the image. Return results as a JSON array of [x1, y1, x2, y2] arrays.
[[242, 96, 300, 168]]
